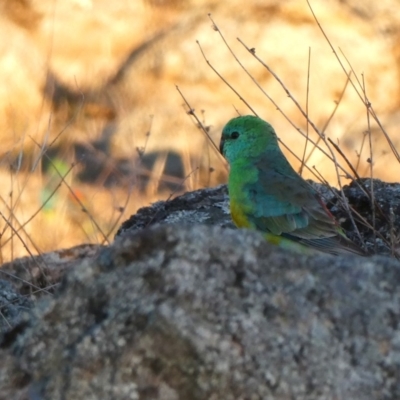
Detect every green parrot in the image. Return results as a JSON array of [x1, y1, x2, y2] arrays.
[[219, 115, 366, 256]]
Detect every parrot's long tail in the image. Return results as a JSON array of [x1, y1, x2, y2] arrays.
[[282, 233, 368, 256]]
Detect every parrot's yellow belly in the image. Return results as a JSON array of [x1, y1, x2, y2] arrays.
[[230, 199, 252, 228]]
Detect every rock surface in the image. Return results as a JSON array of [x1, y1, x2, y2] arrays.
[[0, 224, 399, 399]]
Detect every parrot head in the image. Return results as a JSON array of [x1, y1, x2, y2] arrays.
[[220, 115, 278, 163]]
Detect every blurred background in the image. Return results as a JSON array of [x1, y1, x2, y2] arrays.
[[1, 0, 400, 261]]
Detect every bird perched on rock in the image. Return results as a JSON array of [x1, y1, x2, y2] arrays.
[[220, 115, 366, 256]]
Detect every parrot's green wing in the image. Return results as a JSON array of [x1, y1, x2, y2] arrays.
[[246, 169, 331, 233], [245, 162, 364, 255]]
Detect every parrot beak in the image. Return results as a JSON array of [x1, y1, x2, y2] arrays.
[[219, 137, 225, 155]]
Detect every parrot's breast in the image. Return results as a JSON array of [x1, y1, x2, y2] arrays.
[[227, 160, 259, 229]]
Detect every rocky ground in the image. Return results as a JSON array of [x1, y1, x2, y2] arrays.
[[1, 180, 400, 399]]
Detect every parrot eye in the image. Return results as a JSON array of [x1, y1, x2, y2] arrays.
[[231, 131, 240, 139]]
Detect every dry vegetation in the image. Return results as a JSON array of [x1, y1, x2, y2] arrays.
[[0, 0, 400, 262]]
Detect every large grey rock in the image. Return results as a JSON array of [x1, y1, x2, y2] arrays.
[[0, 224, 399, 400]]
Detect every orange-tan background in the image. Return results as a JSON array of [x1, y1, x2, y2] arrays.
[[1, 0, 400, 261]]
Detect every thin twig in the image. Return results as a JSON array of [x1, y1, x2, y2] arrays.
[[355, 131, 368, 173], [300, 47, 311, 176], [176, 85, 227, 168], [362, 74, 376, 253]]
